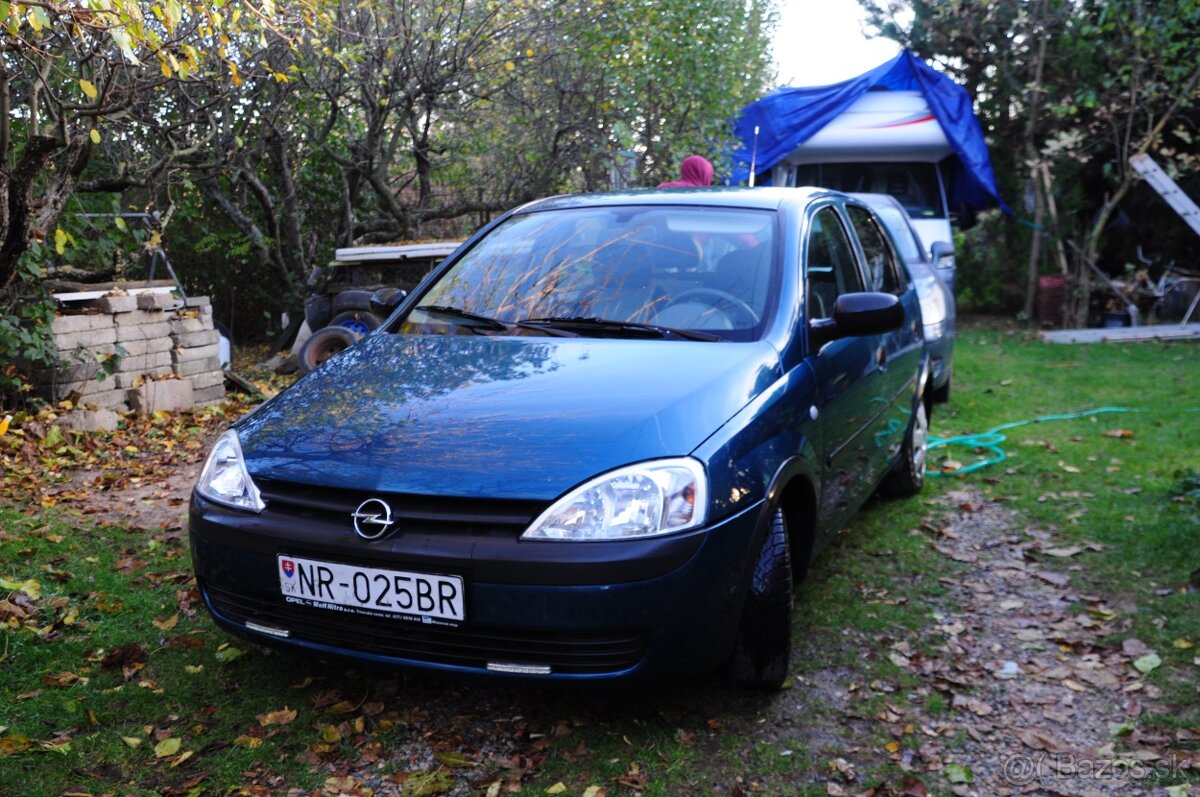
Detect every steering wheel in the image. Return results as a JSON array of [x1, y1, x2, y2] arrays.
[[664, 288, 760, 326]]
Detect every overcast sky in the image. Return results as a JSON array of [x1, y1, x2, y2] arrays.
[[771, 0, 902, 87]]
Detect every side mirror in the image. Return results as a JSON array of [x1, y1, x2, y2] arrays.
[[930, 240, 955, 268], [810, 292, 904, 350], [369, 287, 407, 317]]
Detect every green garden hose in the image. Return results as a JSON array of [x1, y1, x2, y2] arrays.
[[927, 406, 1141, 477]]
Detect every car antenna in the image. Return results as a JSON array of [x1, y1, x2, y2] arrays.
[[748, 126, 760, 187]]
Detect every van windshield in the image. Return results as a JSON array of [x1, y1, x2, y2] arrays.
[[795, 162, 946, 220]]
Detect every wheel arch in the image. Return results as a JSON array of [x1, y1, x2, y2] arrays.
[[765, 456, 820, 579]]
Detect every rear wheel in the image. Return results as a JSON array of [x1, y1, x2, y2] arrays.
[[729, 507, 793, 690], [931, 375, 951, 404], [881, 400, 928, 498]]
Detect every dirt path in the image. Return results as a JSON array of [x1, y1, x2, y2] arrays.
[[766, 488, 1193, 797], [67, 458, 1194, 796]]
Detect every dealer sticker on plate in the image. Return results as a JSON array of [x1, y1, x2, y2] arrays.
[[277, 554, 464, 624]]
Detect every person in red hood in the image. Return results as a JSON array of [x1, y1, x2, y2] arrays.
[[658, 155, 714, 188]]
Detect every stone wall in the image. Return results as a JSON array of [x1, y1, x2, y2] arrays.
[[41, 292, 226, 414]]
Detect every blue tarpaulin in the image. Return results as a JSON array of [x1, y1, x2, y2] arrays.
[[731, 51, 1010, 213]]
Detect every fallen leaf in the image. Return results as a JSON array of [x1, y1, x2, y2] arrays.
[[214, 645, 243, 664], [1134, 653, 1162, 674], [944, 763, 974, 784], [102, 643, 146, 670], [1102, 428, 1134, 438], [1123, 638, 1150, 657], [0, 733, 32, 756], [257, 708, 298, 727], [434, 750, 476, 768], [154, 737, 182, 758], [1173, 639, 1194, 650], [152, 614, 179, 631], [547, 784, 568, 795], [42, 672, 86, 688], [1043, 546, 1083, 558], [403, 770, 455, 796], [122, 735, 143, 748], [1033, 570, 1071, 587]]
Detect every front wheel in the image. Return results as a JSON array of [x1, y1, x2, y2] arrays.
[[729, 507, 793, 690], [881, 400, 928, 498]]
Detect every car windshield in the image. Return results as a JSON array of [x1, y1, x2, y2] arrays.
[[397, 206, 778, 342]]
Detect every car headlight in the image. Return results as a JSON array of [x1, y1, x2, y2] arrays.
[[522, 458, 708, 541], [196, 430, 265, 513]]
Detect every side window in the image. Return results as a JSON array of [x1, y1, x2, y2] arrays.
[[848, 206, 905, 295], [806, 207, 864, 320]]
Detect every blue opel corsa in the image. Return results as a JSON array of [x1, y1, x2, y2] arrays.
[[190, 187, 929, 689]]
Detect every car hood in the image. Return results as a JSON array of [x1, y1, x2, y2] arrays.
[[236, 333, 782, 500]]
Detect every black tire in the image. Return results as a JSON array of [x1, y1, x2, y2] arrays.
[[329, 310, 383, 336], [332, 289, 374, 314], [881, 400, 928, 498], [304, 294, 333, 331], [931, 376, 951, 404], [729, 507, 793, 690], [296, 326, 361, 375]]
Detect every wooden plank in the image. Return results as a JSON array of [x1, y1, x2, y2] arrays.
[[1039, 323, 1200, 344]]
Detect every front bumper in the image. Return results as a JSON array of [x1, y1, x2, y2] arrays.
[[189, 491, 765, 683]]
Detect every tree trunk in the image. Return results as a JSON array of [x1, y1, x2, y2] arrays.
[[1021, 5, 1050, 321], [1, 136, 62, 294]]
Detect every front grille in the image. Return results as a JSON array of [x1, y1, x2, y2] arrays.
[[255, 478, 545, 536], [202, 580, 645, 675]]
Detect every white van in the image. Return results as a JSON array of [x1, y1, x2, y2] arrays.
[[768, 91, 958, 280]]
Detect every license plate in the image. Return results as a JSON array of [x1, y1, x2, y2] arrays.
[[277, 554, 464, 624]]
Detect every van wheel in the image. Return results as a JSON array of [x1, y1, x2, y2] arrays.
[[729, 507, 793, 690], [881, 400, 928, 498], [297, 326, 361, 375]]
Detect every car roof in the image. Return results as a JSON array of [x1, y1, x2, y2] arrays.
[[514, 186, 843, 214]]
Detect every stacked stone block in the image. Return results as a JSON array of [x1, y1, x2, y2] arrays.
[[170, 297, 225, 406], [41, 291, 226, 413]]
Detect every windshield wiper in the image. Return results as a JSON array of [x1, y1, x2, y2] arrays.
[[413, 305, 509, 332], [517, 316, 721, 341]]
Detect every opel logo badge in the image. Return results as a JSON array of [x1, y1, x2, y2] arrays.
[[351, 498, 395, 540]]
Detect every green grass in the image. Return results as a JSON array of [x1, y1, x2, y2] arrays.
[[2, 317, 1197, 796]]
